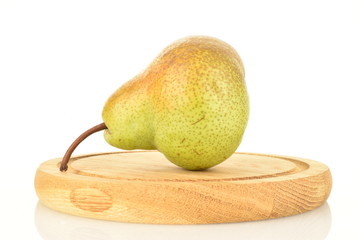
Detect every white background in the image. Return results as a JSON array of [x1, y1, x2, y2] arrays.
[[1, 0, 359, 239]]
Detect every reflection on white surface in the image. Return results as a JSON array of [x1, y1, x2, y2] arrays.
[[35, 202, 331, 240]]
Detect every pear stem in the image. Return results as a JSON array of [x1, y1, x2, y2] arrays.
[[59, 122, 107, 172]]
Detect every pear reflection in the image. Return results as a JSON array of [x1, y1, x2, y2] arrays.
[[35, 202, 331, 240]]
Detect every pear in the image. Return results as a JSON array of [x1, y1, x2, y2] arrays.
[[60, 36, 249, 171]]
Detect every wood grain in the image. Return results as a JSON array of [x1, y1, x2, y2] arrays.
[[34, 151, 332, 224]]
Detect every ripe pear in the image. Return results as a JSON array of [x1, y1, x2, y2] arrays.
[[60, 36, 249, 172]]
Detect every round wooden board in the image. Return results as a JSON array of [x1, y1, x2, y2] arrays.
[[34, 151, 332, 224]]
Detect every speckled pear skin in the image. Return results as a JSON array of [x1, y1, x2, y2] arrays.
[[102, 36, 249, 170]]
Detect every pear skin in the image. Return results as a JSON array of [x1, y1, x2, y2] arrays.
[[102, 36, 249, 170]]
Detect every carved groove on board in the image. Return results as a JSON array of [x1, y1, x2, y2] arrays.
[[61, 151, 310, 182]]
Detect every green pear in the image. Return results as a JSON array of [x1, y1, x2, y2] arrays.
[[60, 36, 249, 171]]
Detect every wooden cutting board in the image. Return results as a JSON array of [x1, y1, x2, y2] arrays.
[[34, 151, 332, 224]]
